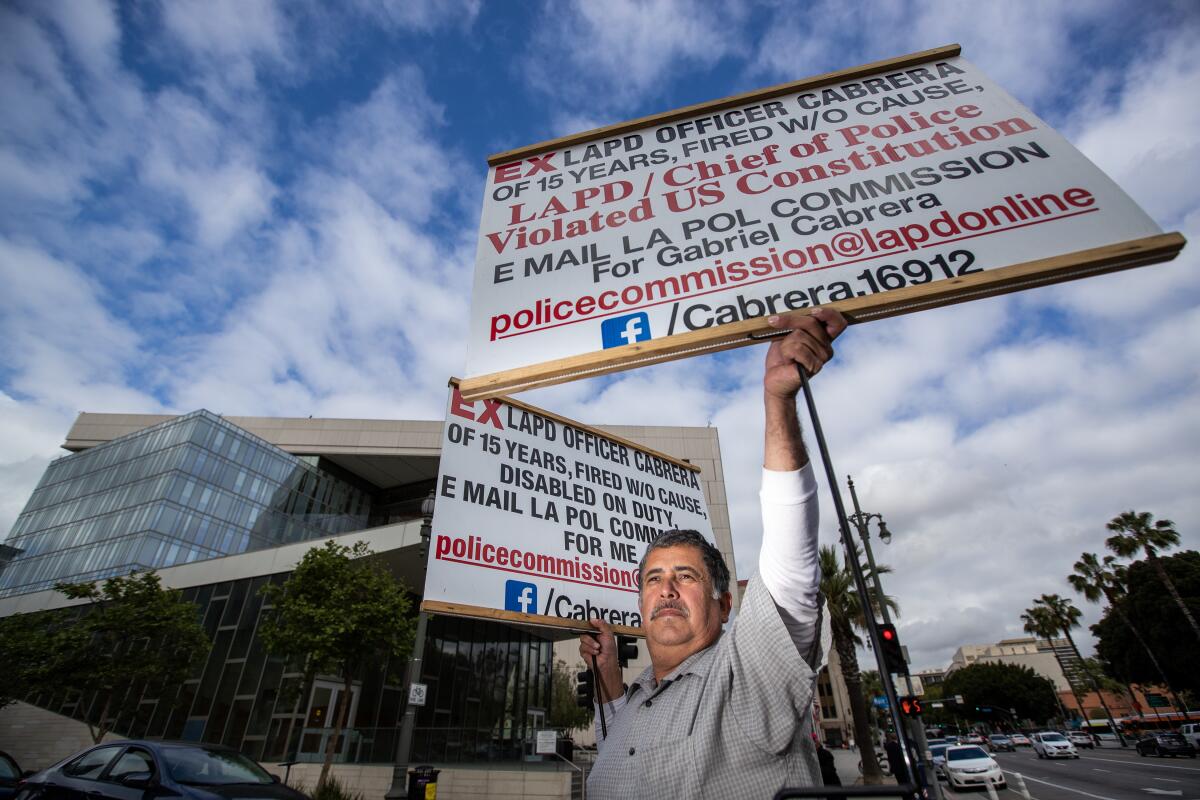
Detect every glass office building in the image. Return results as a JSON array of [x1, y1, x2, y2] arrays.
[[0, 410, 732, 774], [26, 571, 554, 764], [0, 411, 372, 598]]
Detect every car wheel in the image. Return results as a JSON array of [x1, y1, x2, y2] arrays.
[[1138, 748, 1146, 757]]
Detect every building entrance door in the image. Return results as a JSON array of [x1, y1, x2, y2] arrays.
[[298, 680, 360, 762]]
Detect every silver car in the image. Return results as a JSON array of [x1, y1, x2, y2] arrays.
[[1033, 731, 1079, 759]]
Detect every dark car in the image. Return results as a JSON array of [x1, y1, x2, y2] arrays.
[[15, 741, 310, 800], [1136, 733, 1198, 758], [987, 734, 1016, 752], [1, 751, 31, 800]]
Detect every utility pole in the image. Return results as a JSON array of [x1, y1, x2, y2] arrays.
[[385, 493, 436, 800], [848, 476, 941, 800]]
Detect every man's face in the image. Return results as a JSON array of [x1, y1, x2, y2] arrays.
[[639, 545, 732, 657]]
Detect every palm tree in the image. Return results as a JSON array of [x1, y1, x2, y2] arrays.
[[1020, 605, 1079, 724], [1027, 594, 1126, 746], [819, 544, 898, 785], [1069, 552, 1191, 720], [1105, 511, 1200, 643]]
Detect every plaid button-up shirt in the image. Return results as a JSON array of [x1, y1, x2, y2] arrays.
[[586, 572, 822, 800]]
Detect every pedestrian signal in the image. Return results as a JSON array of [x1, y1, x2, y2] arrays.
[[616, 635, 639, 668], [899, 696, 924, 717], [575, 670, 594, 708]]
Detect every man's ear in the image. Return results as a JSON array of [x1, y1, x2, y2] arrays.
[[719, 591, 733, 623]]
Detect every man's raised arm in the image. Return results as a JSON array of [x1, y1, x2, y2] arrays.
[[758, 309, 847, 659]]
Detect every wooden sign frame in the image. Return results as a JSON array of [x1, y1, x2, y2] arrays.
[[461, 232, 1183, 399], [458, 44, 1185, 400]]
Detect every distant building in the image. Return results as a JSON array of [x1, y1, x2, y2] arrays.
[[944, 636, 1182, 725]]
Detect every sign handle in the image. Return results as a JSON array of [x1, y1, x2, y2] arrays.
[[796, 364, 924, 800], [591, 652, 608, 740]]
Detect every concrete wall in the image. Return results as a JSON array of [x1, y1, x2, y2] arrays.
[[0, 701, 123, 771]]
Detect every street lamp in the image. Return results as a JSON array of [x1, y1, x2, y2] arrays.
[[385, 492, 436, 800], [846, 476, 941, 800]]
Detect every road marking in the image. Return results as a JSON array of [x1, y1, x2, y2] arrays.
[[1153, 778, 1181, 783], [1000, 771, 1121, 800], [1092, 769, 1111, 773], [1083, 756, 1200, 772], [1141, 789, 1182, 796]]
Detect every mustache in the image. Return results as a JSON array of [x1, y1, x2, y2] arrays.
[[651, 600, 689, 620]]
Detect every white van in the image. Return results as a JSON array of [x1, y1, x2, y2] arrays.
[[1183, 723, 1200, 748]]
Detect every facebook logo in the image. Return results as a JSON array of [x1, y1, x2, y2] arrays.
[[601, 312, 651, 349], [504, 580, 538, 614]]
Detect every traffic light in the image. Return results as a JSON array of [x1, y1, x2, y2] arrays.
[[575, 670, 594, 708], [899, 696, 924, 717], [878, 623, 909, 676], [616, 635, 639, 669]]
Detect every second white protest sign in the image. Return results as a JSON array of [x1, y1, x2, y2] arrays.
[[421, 381, 714, 635]]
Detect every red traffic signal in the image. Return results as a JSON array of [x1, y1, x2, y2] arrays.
[[899, 696, 924, 717], [878, 623, 909, 676]]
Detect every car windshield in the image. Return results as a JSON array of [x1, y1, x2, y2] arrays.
[[1041, 733, 1066, 742], [990, 736, 1009, 741], [1157, 734, 1186, 742], [161, 748, 273, 786], [948, 747, 989, 761]]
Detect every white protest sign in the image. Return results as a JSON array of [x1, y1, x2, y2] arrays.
[[421, 382, 714, 633], [461, 45, 1182, 399]]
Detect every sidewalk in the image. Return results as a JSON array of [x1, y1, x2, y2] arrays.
[[829, 749, 902, 787]]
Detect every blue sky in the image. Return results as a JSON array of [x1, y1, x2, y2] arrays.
[[1, 0, 1197, 670]]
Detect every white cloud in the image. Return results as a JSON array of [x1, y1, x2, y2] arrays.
[[521, 0, 742, 115]]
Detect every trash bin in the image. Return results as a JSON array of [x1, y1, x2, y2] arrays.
[[406, 765, 440, 800]]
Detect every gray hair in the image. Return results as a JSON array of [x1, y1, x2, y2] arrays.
[[638, 529, 731, 598]]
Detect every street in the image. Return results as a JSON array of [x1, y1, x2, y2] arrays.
[[978, 748, 1200, 800]]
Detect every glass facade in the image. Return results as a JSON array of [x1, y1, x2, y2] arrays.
[[29, 572, 554, 765], [0, 411, 372, 598], [4, 409, 556, 765]]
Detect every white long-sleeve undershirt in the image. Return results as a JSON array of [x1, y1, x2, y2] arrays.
[[758, 463, 821, 659]]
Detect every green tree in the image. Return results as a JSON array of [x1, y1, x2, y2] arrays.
[[941, 662, 1059, 726], [0, 610, 55, 709], [1024, 594, 1124, 744], [548, 659, 593, 733], [1093, 551, 1200, 697], [1105, 511, 1200, 642], [819, 544, 898, 785], [50, 571, 210, 743], [259, 540, 415, 788], [1069, 552, 1189, 715]]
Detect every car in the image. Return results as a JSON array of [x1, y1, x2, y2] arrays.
[[942, 745, 1006, 792], [962, 733, 987, 747], [1066, 731, 1095, 749], [1009, 733, 1032, 748], [987, 735, 1015, 753], [929, 743, 954, 779], [1181, 723, 1200, 749], [1, 751, 31, 800], [1032, 731, 1079, 759], [1136, 733, 1198, 758], [13, 741, 309, 800]]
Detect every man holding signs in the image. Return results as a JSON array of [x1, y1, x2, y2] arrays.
[[580, 308, 847, 799]]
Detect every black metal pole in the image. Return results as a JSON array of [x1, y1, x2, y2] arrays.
[[797, 365, 921, 799]]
